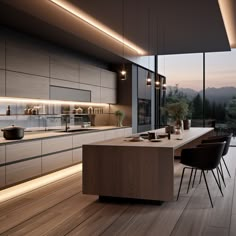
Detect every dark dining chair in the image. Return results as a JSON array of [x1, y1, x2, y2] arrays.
[[177, 142, 225, 208], [201, 134, 232, 186]]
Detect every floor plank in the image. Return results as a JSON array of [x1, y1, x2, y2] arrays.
[[0, 147, 236, 236]]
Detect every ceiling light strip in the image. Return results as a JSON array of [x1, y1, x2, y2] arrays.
[[49, 0, 146, 55]]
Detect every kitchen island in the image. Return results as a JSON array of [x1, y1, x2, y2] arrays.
[[83, 127, 214, 202]]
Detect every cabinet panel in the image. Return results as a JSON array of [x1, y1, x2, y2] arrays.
[[50, 78, 80, 89], [103, 129, 125, 140], [6, 141, 41, 163], [0, 69, 5, 96], [6, 71, 49, 99], [50, 86, 90, 102], [50, 57, 79, 82], [73, 148, 82, 163], [0, 166, 5, 188], [80, 84, 100, 103], [80, 63, 100, 86], [124, 128, 133, 137], [42, 136, 73, 155], [42, 150, 73, 174], [100, 87, 116, 104], [73, 132, 104, 147], [6, 158, 41, 185], [138, 67, 146, 99], [101, 69, 117, 88], [0, 145, 5, 164], [0, 40, 5, 69], [6, 46, 49, 77]]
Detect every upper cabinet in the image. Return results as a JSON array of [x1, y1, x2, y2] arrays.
[[0, 39, 5, 69], [101, 69, 117, 89], [80, 63, 100, 86], [0, 70, 5, 96], [50, 56, 79, 83], [6, 71, 49, 99], [6, 45, 49, 77]]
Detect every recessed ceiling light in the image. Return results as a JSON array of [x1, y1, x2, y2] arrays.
[[49, 0, 146, 55]]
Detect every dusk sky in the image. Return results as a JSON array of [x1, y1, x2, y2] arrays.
[[158, 49, 236, 91]]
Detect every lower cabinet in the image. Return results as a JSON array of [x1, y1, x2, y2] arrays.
[[73, 148, 82, 163], [0, 166, 5, 188], [42, 150, 73, 174], [6, 158, 41, 186]]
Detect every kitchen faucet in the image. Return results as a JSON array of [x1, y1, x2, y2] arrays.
[[64, 115, 70, 132]]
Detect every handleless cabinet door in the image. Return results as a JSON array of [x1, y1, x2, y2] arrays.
[[6, 71, 49, 99], [100, 87, 116, 104], [73, 148, 82, 163], [0, 70, 5, 96], [0, 166, 5, 188], [42, 150, 73, 174], [79, 63, 100, 86], [73, 132, 104, 147], [6, 46, 49, 77], [6, 158, 41, 186], [42, 136, 73, 155], [0, 39, 5, 69], [6, 140, 41, 163], [0, 145, 5, 164], [103, 129, 126, 140], [80, 84, 101, 103], [50, 56, 79, 82], [101, 70, 117, 89]]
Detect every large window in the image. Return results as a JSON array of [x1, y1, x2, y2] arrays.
[[205, 49, 236, 134], [158, 49, 236, 133], [158, 53, 203, 127]]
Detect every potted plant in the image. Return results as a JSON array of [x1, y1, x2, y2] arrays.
[[164, 101, 189, 129], [114, 110, 125, 127]]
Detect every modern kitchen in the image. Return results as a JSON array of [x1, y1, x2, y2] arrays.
[[0, 0, 236, 235]]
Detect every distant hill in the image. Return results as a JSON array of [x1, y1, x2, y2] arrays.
[[167, 86, 236, 105]]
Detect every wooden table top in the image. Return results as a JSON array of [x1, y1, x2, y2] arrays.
[[85, 127, 214, 150]]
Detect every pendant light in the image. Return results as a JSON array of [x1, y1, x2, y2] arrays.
[[155, 75, 160, 89], [146, 8, 151, 86], [120, 0, 127, 80]]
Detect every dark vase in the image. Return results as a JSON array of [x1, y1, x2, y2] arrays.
[[183, 119, 191, 130]]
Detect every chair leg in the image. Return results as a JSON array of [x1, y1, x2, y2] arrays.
[[192, 169, 197, 188], [187, 168, 194, 193], [222, 157, 231, 178], [202, 170, 214, 208], [217, 167, 222, 190], [177, 167, 186, 200], [199, 170, 203, 184], [219, 163, 226, 187], [211, 170, 224, 197]]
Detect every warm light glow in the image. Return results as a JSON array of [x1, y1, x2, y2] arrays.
[[155, 80, 160, 89], [120, 68, 127, 80], [0, 97, 109, 107], [146, 78, 152, 86], [0, 164, 82, 203], [218, 0, 236, 48], [49, 0, 146, 55]]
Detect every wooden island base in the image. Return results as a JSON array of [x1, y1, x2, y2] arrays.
[[83, 128, 213, 202]]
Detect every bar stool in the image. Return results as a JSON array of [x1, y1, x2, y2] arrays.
[[177, 142, 225, 208]]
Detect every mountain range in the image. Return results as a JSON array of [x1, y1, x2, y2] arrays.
[[167, 86, 236, 105]]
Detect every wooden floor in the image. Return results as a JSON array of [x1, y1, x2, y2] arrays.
[[1, 146, 236, 236]]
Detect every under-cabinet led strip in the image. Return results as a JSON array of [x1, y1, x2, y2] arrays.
[[49, 0, 146, 55], [0, 97, 109, 106]]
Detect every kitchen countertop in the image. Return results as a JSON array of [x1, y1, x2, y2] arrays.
[[0, 126, 131, 145]]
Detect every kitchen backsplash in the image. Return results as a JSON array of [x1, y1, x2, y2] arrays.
[[0, 101, 111, 135]]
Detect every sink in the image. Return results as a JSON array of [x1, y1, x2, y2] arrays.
[[57, 128, 98, 133]]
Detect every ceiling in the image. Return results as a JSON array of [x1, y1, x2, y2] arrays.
[[0, 0, 233, 64]]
